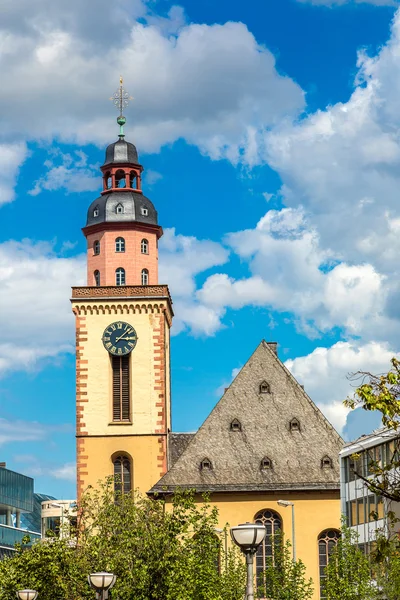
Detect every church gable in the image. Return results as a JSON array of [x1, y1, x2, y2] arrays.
[[150, 341, 344, 494]]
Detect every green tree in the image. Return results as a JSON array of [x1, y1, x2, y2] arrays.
[[257, 535, 314, 600], [0, 482, 245, 600], [370, 527, 400, 600], [323, 525, 376, 600], [345, 357, 400, 502]]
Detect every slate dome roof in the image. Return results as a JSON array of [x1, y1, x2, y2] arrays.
[[86, 191, 158, 227], [103, 138, 139, 166]]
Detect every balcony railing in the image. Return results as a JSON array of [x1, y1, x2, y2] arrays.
[[0, 524, 41, 550]]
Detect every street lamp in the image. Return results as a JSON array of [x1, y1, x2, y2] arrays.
[[16, 591, 38, 600], [277, 500, 296, 562], [230, 522, 266, 600], [88, 572, 116, 600]]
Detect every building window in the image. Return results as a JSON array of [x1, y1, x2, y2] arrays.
[[112, 355, 130, 422], [113, 455, 132, 495], [93, 206, 99, 218], [259, 381, 270, 394], [94, 270, 100, 287], [318, 529, 340, 599], [230, 419, 242, 432], [116, 203, 124, 214], [116, 237, 125, 253], [260, 457, 272, 470], [115, 170, 126, 189], [141, 207, 148, 216], [254, 509, 282, 590], [141, 238, 149, 254], [289, 418, 300, 432], [141, 268, 149, 285], [93, 240, 100, 255], [116, 267, 126, 286], [200, 458, 212, 470], [321, 455, 333, 469]]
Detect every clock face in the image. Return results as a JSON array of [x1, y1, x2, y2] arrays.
[[102, 321, 137, 356]]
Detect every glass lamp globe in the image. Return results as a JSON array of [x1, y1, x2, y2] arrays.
[[230, 523, 266, 552], [16, 590, 38, 600], [88, 573, 116, 592]]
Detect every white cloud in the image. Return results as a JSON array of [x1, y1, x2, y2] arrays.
[[0, 419, 72, 446], [285, 341, 398, 432], [13, 454, 76, 482], [0, 143, 28, 204], [51, 462, 76, 482], [0, 240, 85, 375], [0, 4, 304, 165], [159, 228, 229, 335], [29, 149, 99, 196]]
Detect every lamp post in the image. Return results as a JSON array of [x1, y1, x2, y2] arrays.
[[88, 572, 116, 600], [230, 522, 266, 600], [16, 591, 38, 600], [277, 500, 296, 562]]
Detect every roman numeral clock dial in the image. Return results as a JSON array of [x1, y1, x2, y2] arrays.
[[102, 322, 138, 355]]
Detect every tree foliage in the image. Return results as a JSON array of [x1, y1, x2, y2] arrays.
[[323, 525, 376, 600], [0, 482, 245, 600], [257, 535, 314, 600], [345, 357, 400, 501]]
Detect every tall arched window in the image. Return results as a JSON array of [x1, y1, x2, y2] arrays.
[[113, 455, 132, 495], [254, 509, 282, 590], [115, 237, 125, 253], [141, 269, 149, 285], [141, 239, 149, 254], [318, 529, 340, 599], [93, 240, 100, 255], [116, 267, 125, 286], [94, 270, 100, 287]]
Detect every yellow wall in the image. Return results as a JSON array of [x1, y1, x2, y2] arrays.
[[80, 435, 163, 494], [73, 299, 172, 497], [164, 490, 340, 600]]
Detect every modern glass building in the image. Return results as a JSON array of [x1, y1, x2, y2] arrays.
[[0, 464, 41, 558], [340, 428, 400, 553]]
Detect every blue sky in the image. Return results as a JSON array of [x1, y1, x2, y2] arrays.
[[1, 0, 400, 499]]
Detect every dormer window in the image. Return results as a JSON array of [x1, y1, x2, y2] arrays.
[[321, 455, 333, 469], [260, 457, 272, 470], [259, 381, 270, 394], [200, 458, 212, 471], [93, 206, 99, 218], [141, 207, 148, 216], [289, 418, 300, 432], [230, 419, 242, 432], [116, 203, 124, 214]]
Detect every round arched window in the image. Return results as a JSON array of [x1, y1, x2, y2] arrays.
[[113, 455, 132, 495]]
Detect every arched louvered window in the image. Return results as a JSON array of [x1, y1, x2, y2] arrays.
[[93, 240, 100, 255], [112, 355, 130, 422], [254, 509, 282, 591], [116, 267, 125, 286], [141, 269, 149, 285], [115, 237, 125, 253], [318, 529, 340, 599], [94, 270, 100, 287], [260, 457, 272, 470], [141, 239, 149, 254], [113, 455, 132, 495]]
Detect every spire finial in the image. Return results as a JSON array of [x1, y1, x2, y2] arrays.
[[110, 76, 133, 138]]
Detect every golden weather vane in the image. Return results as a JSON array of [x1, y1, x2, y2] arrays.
[[110, 76, 133, 137]]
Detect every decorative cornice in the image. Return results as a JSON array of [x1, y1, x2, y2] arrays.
[[82, 221, 163, 239], [148, 482, 341, 496], [72, 284, 171, 300]]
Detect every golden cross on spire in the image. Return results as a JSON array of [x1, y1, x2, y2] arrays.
[[110, 76, 133, 137]]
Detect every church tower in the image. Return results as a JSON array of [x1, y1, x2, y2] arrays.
[[71, 81, 173, 500]]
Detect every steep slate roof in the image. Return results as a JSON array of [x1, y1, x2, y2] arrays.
[[169, 433, 196, 467], [149, 341, 344, 495]]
